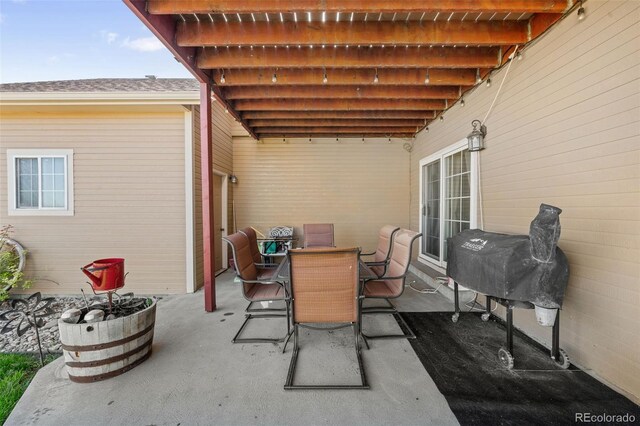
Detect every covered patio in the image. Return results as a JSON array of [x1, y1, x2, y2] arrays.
[[123, 0, 576, 313]]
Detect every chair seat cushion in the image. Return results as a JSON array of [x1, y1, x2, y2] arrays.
[[257, 267, 276, 280], [369, 264, 385, 278], [245, 283, 285, 301], [364, 280, 398, 298]]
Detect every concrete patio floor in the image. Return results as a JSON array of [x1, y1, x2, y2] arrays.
[[7, 270, 459, 426]]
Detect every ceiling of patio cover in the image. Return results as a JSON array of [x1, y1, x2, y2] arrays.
[[126, 1, 575, 139]]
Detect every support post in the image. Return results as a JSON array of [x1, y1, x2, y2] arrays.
[[552, 311, 560, 359], [506, 307, 514, 354], [200, 82, 216, 312]]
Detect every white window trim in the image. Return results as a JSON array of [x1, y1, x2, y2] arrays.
[[6, 149, 74, 216], [184, 111, 196, 293], [418, 139, 478, 271]]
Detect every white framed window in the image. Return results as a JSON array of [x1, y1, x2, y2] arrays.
[[6, 149, 74, 216], [419, 140, 478, 269]]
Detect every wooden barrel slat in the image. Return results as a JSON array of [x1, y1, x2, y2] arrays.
[[61, 323, 155, 351], [59, 299, 156, 383], [68, 350, 152, 383]]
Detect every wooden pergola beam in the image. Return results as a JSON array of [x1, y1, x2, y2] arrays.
[[124, 0, 221, 312], [224, 85, 460, 100], [243, 111, 436, 120], [258, 133, 416, 138], [211, 68, 476, 86], [148, 0, 570, 14], [234, 98, 446, 111], [178, 21, 528, 47], [529, 13, 564, 39], [199, 46, 500, 69], [199, 82, 217, 312], [123, 0, 256, 141], [249, 119, 426, 128], [255, 127, 420, 134]]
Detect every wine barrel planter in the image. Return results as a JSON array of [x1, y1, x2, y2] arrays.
[[58, 299, 156, 383]]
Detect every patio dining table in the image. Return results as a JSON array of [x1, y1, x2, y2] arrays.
[[272, 254, 378, 283]]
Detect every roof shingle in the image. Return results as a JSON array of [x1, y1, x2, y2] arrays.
[[0, 78, 199, 93]]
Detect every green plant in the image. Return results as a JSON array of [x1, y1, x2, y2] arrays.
[[0, 225, 32, 302], [0, 352, 59, 424]]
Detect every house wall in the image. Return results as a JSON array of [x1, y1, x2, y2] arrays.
[[0, 105, 189, 295], [409, 1, 640, 401], [191, 100, 234, 289], [232, 137, 411, 251]]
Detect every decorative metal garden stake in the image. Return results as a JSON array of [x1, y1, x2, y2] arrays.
[[0, 292, 55, 366]]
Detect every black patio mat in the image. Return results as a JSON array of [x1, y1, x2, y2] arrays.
[[399, 312, 639, 426]]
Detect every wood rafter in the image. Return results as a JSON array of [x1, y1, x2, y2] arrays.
[[242, 111, 436, 120], [258, 133, 415, 138], [233, 99, 446, 111], [255, 127, 420, 134], [199, 46, 500, 69], [224, 85, 460, 100], [249, 119, 426, 128], [211, 69, 477, 86], [148, 0, 570, 14], [178, 21, 529, 47]]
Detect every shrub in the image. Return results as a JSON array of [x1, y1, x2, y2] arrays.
[[0, 225, 32, 302]]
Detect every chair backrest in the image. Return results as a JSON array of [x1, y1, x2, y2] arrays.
[[370, 225, 401, 276], [239, 227, 263, 264], [303, 223, 335, 248], [223, 232, 258, 285], [289, 247, 360, 324], [382, 230, 422, 297]]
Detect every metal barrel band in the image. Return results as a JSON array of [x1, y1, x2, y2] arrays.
[[67, 349, 152, 383], [64, 337, 153, 368], [61, 322, 155, 352]]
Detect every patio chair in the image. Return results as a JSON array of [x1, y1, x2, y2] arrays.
[[302, 223, 335, 248], [223, 231, 290, 344], [239, 227, 278, 278], [361, 225, 400, 278], [284, 247, 369, 390], [360, 229, 422, 341]]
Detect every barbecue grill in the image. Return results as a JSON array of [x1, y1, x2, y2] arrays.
[[446, 204, 570, 369]]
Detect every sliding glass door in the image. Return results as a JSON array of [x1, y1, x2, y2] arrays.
[[420, 143, 477, 267], [422, 160, 441, 260]]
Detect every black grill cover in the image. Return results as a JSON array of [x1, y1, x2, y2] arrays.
[[446, 204, 569, 309]]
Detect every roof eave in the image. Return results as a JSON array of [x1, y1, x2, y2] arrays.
[[0, 91, 200, 106]]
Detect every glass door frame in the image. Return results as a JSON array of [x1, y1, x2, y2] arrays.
[[418, 139, 479, 270]]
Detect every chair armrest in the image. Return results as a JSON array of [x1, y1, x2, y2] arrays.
[[255, 263, 278, 268], [239, 278, 286, 286], [364, 260, 387, 266], [376, 274, 406, 281]]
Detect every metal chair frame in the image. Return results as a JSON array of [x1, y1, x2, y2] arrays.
[[283, 248, 369, 390], [361, 226, 400, 278], [360, 231, 422, 341], [224, 234, 291, 344]]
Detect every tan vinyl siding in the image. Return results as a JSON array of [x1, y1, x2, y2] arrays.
[[410, 0, 640, 402], [0, 108, 188, 295], [232, 137, 410, 251], [191, 101, 234, 289]]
